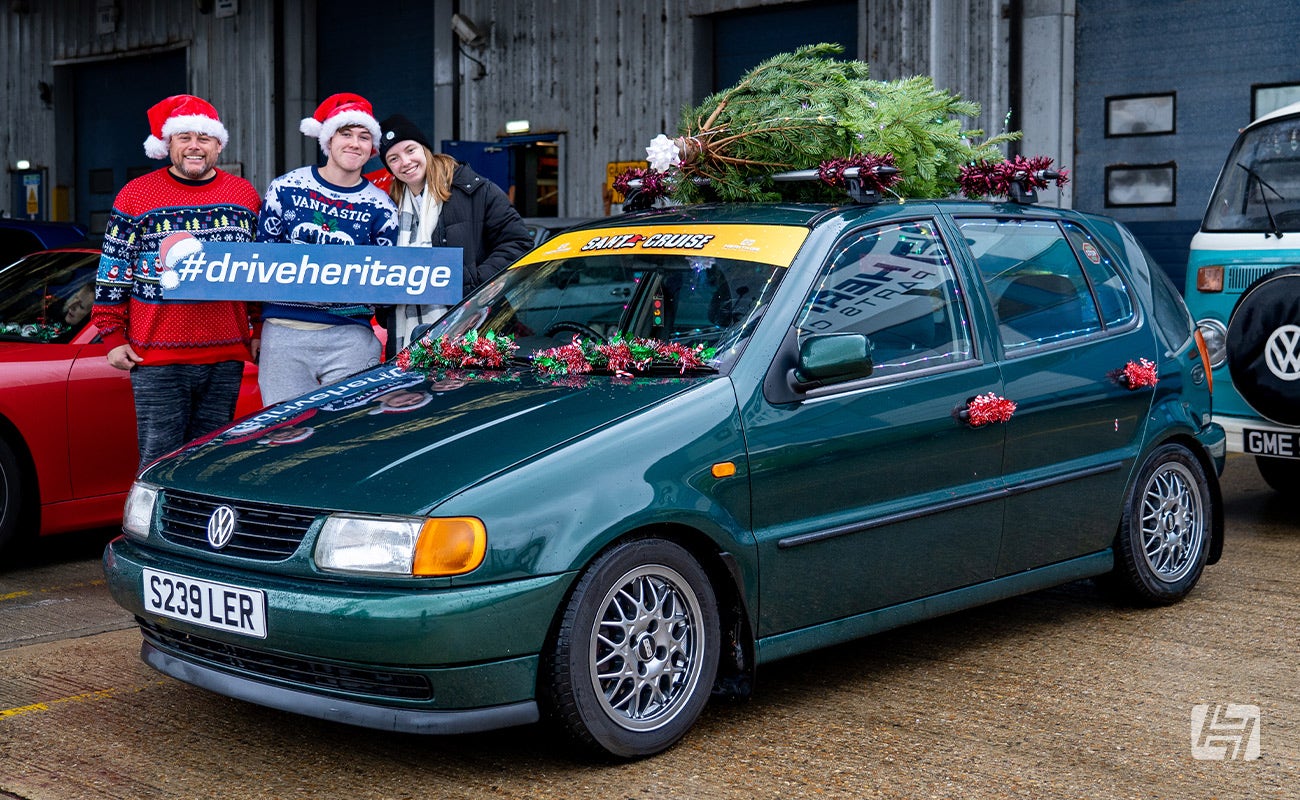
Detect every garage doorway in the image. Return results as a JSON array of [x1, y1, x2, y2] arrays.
[[63, 49, 186, 235]]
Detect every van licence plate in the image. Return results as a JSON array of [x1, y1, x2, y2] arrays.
[[1243, 428, 1300, 460], [143, 568, 267, 638]]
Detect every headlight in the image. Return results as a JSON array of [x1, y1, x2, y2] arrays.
[[122, 482, 160, 540], [315, 514, 487, 577], [1197, 318, 1228, 368]]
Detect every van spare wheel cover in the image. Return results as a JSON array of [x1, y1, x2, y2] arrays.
[[1226, 267, 1300, 426]]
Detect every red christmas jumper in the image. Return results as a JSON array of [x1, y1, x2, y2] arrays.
[[91, 167, 262, 366]]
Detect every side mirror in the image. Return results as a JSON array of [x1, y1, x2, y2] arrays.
[[791, 333, 873, 389], [410, 322, 435, 344]]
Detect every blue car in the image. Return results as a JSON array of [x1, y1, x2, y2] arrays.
[[0, 218, 89, 269]]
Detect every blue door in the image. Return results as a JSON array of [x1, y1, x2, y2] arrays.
[[71, 50, 185, 234]]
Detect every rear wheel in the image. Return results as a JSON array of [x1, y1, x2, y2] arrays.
[[1110, 443, 1212, 604], [1255, 455, 1300, 493], [0, 438, 27, 558], [543, 538, 719, 759]]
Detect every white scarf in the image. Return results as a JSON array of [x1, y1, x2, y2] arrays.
[[397, 187, 441, 247], [393, 186, 449, 350]]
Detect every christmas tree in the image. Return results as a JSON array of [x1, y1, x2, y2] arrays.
[[642, 43, 1022, 204]]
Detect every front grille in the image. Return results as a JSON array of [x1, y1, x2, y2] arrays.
[[140, 619, 433, 701], [1228, 265, 1291, 290], [159, 489, 319, 560]]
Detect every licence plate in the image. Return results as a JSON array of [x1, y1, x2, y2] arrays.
[[143, 568, 267, 638], [1243, 428, 1300, 460]]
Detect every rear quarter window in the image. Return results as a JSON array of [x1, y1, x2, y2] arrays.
[[1116, 222, 1194, 352]]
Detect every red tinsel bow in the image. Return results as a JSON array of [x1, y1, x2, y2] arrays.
[[958, 155, 1070, 199], [965, 392, 1017, 427], [613, 167, 670, 203], [1121, 358, 1158, 389]]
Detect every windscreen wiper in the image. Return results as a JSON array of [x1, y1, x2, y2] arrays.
[[1237, 162, 1285, 238]]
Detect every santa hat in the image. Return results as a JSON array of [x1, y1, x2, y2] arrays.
[[156, 232, 203, 290], [143, 95, 229, 159], [158, 231, 203, 270], [300, 93, 382, 156]]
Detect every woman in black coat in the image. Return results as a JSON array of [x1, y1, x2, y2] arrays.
[[378, 114, 533, 354]]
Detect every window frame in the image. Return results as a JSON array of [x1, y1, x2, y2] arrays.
[[952, 215, 1140, 359], [793, 216, 982, 390]]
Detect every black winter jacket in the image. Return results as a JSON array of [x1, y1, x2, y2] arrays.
[[432, 164, 533, 293]]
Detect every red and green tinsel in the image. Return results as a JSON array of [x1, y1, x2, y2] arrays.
[[397, 329, 519, 372], [398, 331, 718, 378], [533, 334, 717, 377]]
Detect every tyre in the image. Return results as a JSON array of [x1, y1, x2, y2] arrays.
[[543, 538, 720, 759], [1255, 455, 1300, 494], [0, 438, 26, 558], [1225, 267, 1300, 426], [1111, 443, 1212, 604]]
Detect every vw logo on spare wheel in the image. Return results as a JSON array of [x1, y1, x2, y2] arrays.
[[1265, 325, 1300, 381], [207, 505, 237, 549]]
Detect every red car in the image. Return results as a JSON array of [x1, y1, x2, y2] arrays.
[[0, 248, 262, 555]]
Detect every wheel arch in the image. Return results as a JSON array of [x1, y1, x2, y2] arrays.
[[537, 521, 757, 704], [1125, 432, 1224, 566], [0, 412, 42, 544]]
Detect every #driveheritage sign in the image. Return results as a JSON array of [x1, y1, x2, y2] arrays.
[[154, 232, 463, 305]]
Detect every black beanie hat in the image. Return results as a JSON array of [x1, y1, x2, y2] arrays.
[[378, 114, 432, 162]]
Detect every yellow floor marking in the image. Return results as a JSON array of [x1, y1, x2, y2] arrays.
[[1, 681, 165, 720], [0, 579, 106, 604]]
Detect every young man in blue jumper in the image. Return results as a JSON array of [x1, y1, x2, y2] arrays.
[[256, 93, 398, 405]]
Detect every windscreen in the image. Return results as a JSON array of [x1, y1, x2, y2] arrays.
[[0, 251, 100, 342], [1203, 113, 1300, 233], [421, 225, 807, 372]]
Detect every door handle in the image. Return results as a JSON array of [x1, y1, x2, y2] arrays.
[[954, 392, 1017, 427]]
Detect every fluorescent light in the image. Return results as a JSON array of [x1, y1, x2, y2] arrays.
[[504, 120, 530, 134]]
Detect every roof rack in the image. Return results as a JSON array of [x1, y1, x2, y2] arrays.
[[1006, 169, 1063, 205], [621, 164, 900, 209], [771, 165, 899, 205]]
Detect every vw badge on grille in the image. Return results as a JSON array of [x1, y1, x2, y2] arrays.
[[207, 505, 237, 549]]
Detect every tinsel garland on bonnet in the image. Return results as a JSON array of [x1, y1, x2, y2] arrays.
[[619, 42, 1067, 205]]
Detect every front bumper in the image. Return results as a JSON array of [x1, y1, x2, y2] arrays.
[[141, 641, 539, 734], [104, 537, 576, 733]]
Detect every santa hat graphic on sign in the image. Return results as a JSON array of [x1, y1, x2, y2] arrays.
[[156, 231, 203, 291], [300, 93, 382, 156], [143, 94, 230, 159]]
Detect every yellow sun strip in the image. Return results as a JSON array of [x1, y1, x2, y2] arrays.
[[513, 224, 810, 267]]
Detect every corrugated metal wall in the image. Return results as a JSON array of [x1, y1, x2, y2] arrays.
[[0, 0, 278, 220], [1, 0, 1013, 221], [453, 0, 1010, 216]]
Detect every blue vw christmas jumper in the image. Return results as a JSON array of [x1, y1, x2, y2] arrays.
[[257, 165, 398, 326]]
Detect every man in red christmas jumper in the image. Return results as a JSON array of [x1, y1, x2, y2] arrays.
[[91, 94, 262, 469]]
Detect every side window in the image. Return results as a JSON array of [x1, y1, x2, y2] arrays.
[[1062, 222, 1136, 329], [796, 220, 974, 379], [960, 218, 1103, 353]]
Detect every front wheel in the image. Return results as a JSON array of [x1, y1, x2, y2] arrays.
[[1255, 455, 1300, 494], [0, 438, 27, 558], [543, 538, 720, 759], [1110, 443, 1212, 604]]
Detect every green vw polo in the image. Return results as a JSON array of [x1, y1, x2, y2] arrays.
[[104, 198, 1225, 758]]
